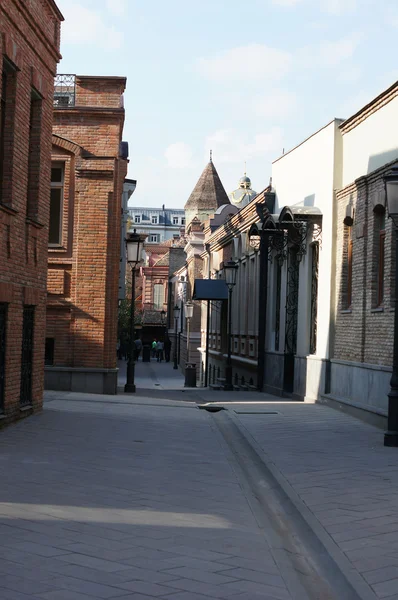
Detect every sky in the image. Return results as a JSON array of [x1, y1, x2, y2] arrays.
[[56, 0, 398, 209]]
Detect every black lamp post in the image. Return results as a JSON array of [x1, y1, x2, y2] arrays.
[[173, 304, 180, 370], [384, 167, 398, 446], [223, 260, 238, 391], [160, 309, 166, 337], [184, 301, 196, 387], [124, 230, 144, 393]]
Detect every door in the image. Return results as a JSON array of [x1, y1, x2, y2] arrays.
[[20, 306, 35, 407], [0, 303, 7, 412], [283, 247, 299, 393]]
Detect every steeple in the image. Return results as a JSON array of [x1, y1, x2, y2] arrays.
[[184, 159, 230, 227]]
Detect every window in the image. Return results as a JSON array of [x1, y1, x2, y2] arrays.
[[49, 162, 64, 245], [0, 58, 17, 205], [151, 215, 158, 224], [134, 215, 141, 224], [373, 206, 386, 307], [173, 217, 179, 225], [45, 338, 55, 366], [27, 89, 42, 219], [153, 284, 164, 309], [149, 234, 159, 243], [181, 217, 185, 225], [342, 223, 353, 309]]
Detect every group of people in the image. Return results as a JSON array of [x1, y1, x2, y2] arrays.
[[151, 338, 171, 362], [117, 336, 172, 363]]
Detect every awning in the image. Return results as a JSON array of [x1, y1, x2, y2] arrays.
[[193, 279, 228, 300]]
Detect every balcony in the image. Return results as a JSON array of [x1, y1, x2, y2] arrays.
[[53, 74, 76, 107]]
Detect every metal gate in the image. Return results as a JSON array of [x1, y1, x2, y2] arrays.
[[20, 306, 34, 407], [0, 303, 7, 412], [284, 247, 299, 393]]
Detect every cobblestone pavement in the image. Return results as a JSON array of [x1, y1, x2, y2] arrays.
[[0, 387, 294, 599], [230, 402, 398, 600]]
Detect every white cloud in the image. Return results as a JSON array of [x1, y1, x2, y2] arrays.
[[299, 33, 363, 69], [106, 0, 127, 16], [58, 1, 123, 49], [272, 0, 357, 13], [165, 142, 193, 169], [272, 0, 301, 5], [252, 90, 297, 118], [197, 44, 292, 82], [322, 0, 357, 14], [205, 128, 284, 165]]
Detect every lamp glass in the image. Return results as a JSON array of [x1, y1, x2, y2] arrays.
[[126, 232, 142, 265], [173, 305, 180, 320], [386, 180, 398, 219], [223, 260, 238, 287], [185, 301, 194, 320]]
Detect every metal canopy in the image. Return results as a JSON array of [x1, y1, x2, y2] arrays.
[[193, 279, 228, 300]]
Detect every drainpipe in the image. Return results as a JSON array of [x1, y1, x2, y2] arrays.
[[205, 243, 211, 387]]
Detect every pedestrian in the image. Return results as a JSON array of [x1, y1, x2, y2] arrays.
[[134, 337, 142, 361], [151, 339, 157, 358], [164, 337, 171, 362], [156, 340, 164, 362]]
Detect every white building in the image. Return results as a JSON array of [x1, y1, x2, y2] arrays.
[[128, 205, 185, 244]]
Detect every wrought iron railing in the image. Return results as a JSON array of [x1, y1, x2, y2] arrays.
[[53, 74, 76, 107]]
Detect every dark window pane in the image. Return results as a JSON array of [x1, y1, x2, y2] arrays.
[[49, 188, 61, 244], [51, 166, 63, 183], [45, 338, 54, 365]]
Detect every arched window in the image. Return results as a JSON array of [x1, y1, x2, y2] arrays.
[[373, 205, 386, 307], [342, 222, 353, 309]]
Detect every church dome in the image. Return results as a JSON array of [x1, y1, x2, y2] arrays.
[[229, 173, 257, 208]]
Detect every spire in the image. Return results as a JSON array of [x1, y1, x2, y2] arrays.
[[184, 159, 230, 225], [210, 149, 212, 163]]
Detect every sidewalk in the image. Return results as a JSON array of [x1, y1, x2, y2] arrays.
[[0, 391, 295, 600], [226, 401, 398, 600]]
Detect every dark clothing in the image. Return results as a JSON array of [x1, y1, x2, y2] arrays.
[[164, 338, 171, 362]]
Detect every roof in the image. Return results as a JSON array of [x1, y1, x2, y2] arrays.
[[193, 279, 228, 301], [339, 80, 398, 133], [185, 161, 230, 211]]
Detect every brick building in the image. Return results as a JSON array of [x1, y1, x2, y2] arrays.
[[330, 82, 398, 417], [0, 0, 62, 425], [45, 75, 129, 394]]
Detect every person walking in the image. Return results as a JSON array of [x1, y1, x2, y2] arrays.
[[156, 340, 164, 362], [164, 336, 171, 362], [151, 339, 157, 359], [134, 337, 142, 361]]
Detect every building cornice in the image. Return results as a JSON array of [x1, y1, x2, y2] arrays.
[[339, 81, 398, 134]]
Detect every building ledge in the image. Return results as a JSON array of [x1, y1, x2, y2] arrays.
[[0, 202, 18, 216]]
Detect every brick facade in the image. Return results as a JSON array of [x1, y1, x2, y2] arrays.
[[0, 0, 62, 425], [45, 76, 128, 394], [334, 164, 395, 367]]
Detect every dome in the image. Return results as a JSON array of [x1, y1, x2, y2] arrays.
[[239, 175, 251, 188], [229, 172, 257, 208]]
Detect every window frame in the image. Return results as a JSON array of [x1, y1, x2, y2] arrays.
[[149, 234, 159, 243], [172, 216, 179, 225], [151, 215, 158, 224], [153, 284, 164, 310], [49, 161, 65, 247], [374, 207, 386, 308], [134, 215, 141, 224]]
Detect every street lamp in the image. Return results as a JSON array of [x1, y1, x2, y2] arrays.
[[125, 230, 144, 393], [384, 167, 398, 446], [184, 301, 196, 387], [223, 260, 239, 391], [173, 304, 180, 370]]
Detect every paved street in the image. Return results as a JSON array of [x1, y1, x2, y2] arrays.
[[1, 361, 398, 599]]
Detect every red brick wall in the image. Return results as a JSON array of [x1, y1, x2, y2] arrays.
[[0, 0, 61, 425], [47, 77, 128, 375]]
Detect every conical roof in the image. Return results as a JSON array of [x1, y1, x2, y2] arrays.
[[184, 161, 230, 212]]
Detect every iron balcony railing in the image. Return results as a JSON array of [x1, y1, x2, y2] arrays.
[[53, 74, 76, 107]]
